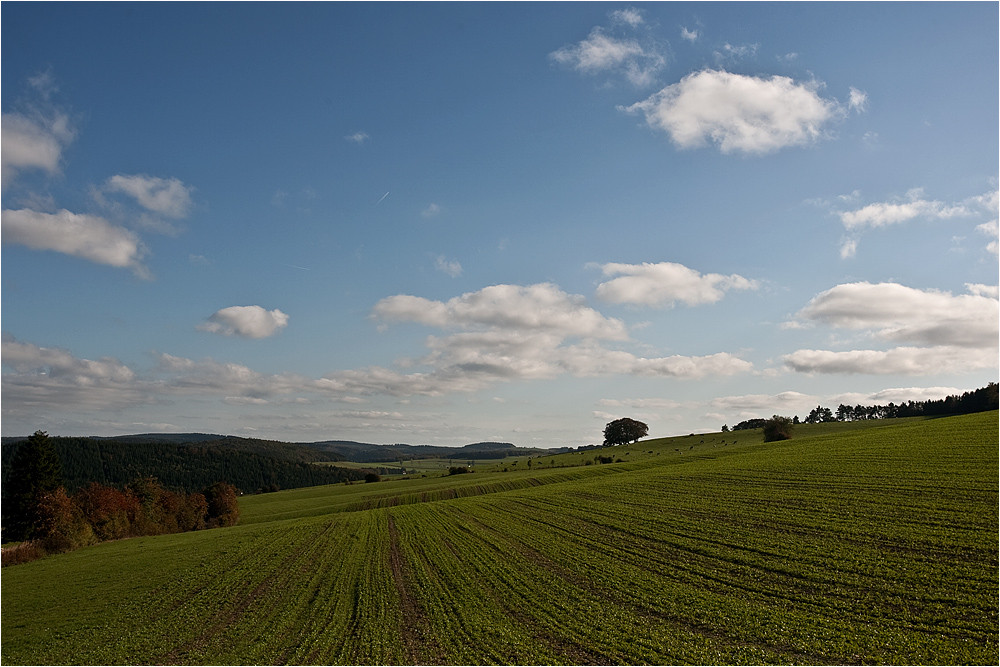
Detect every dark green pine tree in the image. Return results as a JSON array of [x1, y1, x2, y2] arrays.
[[6, 430, 64, 541]]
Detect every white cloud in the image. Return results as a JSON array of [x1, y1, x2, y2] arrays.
[[105, 174, 194, 218], [839, 192, 969, 230], [783, 346, 994, 375], [374, 283, 629, 340], [1, 208, 149, 277], [796, 282, 998, 349], [710, 391, 817, 419], [1, 110, 75, 187], [550, 22, 665, 87], [552, 28, 645, 72], [976, 220, 998, 255], [557, 346, 753, 378], [848, 87, 868, 113], [680, 27, 699, 42], [786, 282, 999, 376], [864, 386, 966, 404], [833, 188, 995, 257], [839, 237, 858, 259], [621, 69, 843, 155], [599, 397, 684, 410], [611, 7, 644, 27], [714, 43, 759, 63], [367, 281, 753, 395], [434, 255, 463, 277], [345, 131, 369, 144], [594, 261, 758, 307], [966, 283, 999, 298], [422, 203, 442, 218], [198, 305, 290, 339]]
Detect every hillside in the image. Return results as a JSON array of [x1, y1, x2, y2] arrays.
[[2, 413, 996, 665], [0, 436, 364, 496], [304, 439, 562, 462]]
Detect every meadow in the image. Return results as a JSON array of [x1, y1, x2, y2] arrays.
[[2, 412, 997, 665]]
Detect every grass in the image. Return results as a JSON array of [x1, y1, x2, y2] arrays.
[[2, 412, 996, 664]]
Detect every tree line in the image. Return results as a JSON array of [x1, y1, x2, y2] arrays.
[[1, 435, 367, 497], [726, 383, 998, 432], [2, 431, 240, 566]]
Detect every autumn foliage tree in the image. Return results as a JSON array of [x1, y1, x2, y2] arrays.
[[203, 481, 240, 528], [3, 430, 243, 566]]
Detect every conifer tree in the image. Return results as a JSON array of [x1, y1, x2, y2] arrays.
[[6, 431, 64, 540]]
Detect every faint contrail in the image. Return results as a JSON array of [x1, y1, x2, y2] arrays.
[[375, 191, 390, 205], [286, 264, 311, 271]]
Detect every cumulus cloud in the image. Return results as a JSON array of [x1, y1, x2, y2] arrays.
[[680, 27, 700, 42], [345, 131, 369, 144], [594, 261, 758, 307], [198, 306, 290, 339], [621, 69, 844, 154], [785, 282, 998, 375], [422, 203, 442, 218], [1, 208, 149, 277], [966, 283, 999, 298], [1, 109, 75, 187], [367, 281, 753, 395], [105, 174, 194, 218], [796, 282, 998, 348], [374, 283, 629, 340]]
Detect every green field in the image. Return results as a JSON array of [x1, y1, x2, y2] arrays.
[[2, 413, 997, 665]]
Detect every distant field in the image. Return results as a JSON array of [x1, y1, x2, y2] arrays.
[[322, 456, 511, 474], [2, 413, 996, 665]]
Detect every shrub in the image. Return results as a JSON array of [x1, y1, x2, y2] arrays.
[[365, 473, 381, 483], [763, 415, 794, 442], [448, 466, 471, 475]]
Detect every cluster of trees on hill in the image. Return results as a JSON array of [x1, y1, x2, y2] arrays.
[[726, 383, 998, 432], [1, 436, 366, 496], [603, 418, 649, 446], [3, 432, 240, 566]]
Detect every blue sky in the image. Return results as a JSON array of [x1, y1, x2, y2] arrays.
[[2, 2, 997, 447]]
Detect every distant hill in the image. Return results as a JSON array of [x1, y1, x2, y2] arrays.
[[460, 441, 517, 451], [0, 433, 568, 496], [303, 439, 566, 462]]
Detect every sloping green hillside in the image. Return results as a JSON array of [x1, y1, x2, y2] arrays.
[[2, 413, 996, 665]]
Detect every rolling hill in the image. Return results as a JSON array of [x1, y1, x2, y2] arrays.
[[2, 412, 997, 665]]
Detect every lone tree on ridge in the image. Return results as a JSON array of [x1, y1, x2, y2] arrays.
[[603, 418, 649, 446]]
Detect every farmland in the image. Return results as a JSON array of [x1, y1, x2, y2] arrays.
[[2, 412, 997, 665]]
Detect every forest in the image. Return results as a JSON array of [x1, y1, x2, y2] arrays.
[[2, 432, 244, 566], [0, 436, 366, 497]]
